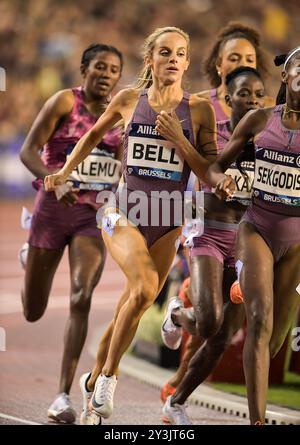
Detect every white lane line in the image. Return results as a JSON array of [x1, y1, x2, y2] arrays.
[[0, 412, 42, 425]]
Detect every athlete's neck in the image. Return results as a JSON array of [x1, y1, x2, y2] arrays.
[[286, 96, 300, 112], [216, 82, 227, 101], [230, 110, 245, 131], [283, 96, 300, 124], [147, 83, 183, 112], [82, 87, 108, 116], [216, 83, 231, 117], [230, 115, 239, 131]]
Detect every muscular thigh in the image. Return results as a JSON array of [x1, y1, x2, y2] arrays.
[[271, 241, 300, 352], [189, 255, 224, 313], [235, 222, 274, 310], [102, 213, 158, 288], [68, 235, 106, 290], [23, 245, 64, 313]]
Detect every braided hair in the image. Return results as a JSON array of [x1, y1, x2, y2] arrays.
[[225, 66, 263, 93]]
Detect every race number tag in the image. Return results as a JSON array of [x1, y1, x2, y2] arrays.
[[127, 123, 184, 181], [253, 148, 300, 206], [67, 147, 121, 191], [225, 161, 255, 204]]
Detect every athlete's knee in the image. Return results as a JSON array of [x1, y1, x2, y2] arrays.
[[247, 304, 273, 341], [70, 287, 92, 315], [129, 275, 159, 314], [22, 291, 46, 322], [208, 329, 233, 356], [23, 307, 45, 322], [196, 318, 223, 339], [195, 303, 224, 339]]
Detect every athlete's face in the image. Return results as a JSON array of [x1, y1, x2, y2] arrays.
[[147, 32, 189, 85], [226, 75, 265, 120], [82, 51, 122, 98], [217, 39, 257, 81], [282, 53, 300, 101]]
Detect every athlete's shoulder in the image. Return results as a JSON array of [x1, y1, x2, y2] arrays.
[[44, 89, 74, 115], [189, 94, 215, 115], [236, 107, 274, 137], [246, 106, 274, 122], [112, 88, 139, 107], [195, 89, 211, 100]]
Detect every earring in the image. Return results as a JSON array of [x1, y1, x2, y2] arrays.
[[217, 70, 222, 77]]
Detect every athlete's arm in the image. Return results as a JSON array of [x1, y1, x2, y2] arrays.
[[206, 108, 269, 197], [180, 99, 218, 180], [115, 137, 124, 163], [44, 89, 132, 191], [196, 99, 218, 163], [20, 90, 74, 179]]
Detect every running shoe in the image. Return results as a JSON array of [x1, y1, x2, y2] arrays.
[[90, 374, 117, 419], [162, 395, 193, 425], [161, 296, 183, 350], [47, 392, 76, 424], [79, 372, 101, 425], [160, 383, 177, 424], [160, 382, 176, 404], [230, 280, 244, 304]]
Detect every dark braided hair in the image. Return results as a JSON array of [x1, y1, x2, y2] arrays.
[[203, 22, 270, 88], [225, 66, 263, 94], [80, 43, 123, 72]]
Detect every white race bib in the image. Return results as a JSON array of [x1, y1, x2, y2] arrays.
[[225, 162, 254, 203], [127, 124, 184, 181], [67, 147, 121, 191], [253, 148, 300, 206]]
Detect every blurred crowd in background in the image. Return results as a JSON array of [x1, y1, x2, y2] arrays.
[[0, 0, 299, 196]]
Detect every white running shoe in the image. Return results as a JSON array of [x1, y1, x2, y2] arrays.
[[161, 296, 183, 350], [90, 374, 117, 419], [79, 372, 101, 425], [18, 242, 29, 270], [47, 392, 76, 424], [162, 395, 193, 425]]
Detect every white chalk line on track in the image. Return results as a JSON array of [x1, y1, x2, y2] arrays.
[[0, 412, 42, 425]]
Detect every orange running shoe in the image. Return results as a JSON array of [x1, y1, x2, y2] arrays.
[[160, 382, 176, 404], [230, 280, 244, 304], [160, 383, 177, 424], [179, 277, 191, 308]]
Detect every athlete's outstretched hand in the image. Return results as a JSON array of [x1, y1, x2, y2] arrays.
[[155, 110, 185, 146], [44, 171, 68, 192], [214, 174, 236, 200]]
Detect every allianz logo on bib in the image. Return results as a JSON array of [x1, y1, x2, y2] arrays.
[[262, 149, 300, 166], [136, 124, 159, 136]]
